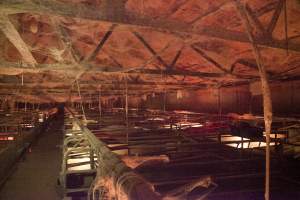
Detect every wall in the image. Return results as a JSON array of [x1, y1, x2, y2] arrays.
[[251, 80, 300, 115], [164, 85, 250, 114], [143, 80, 300, 115]]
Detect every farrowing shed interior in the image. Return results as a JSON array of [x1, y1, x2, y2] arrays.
[[0, 0, 300, 200]]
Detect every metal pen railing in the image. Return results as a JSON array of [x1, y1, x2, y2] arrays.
[[60, 109, 160, 200]]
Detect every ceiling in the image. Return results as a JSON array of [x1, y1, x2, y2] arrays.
[[0, 0, 300, 102]]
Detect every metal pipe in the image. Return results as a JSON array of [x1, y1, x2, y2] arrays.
[[235, 2, 273, 200]]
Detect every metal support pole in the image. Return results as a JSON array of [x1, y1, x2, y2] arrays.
[[163, 90, 166, 112], [125, 76, 128, 121], [98, 85, 102, 123], [249, 94, 253, 114], [90, 148, 95, 169], [125, 75, 129, 153], [21, 73, 24, 86], [236, 87, 239, 114], [76, 80, 86, 119], [235, 2, 273, 200], [218, 87, 222, 119], [241, 137, 244, 149], [89, 93, 92, 109], [283, 0, 289, 55]]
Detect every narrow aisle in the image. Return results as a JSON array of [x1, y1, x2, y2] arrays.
[[0, 114, 63, 200]]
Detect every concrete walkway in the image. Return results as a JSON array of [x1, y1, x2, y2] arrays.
[[0, 118, 63, 200]]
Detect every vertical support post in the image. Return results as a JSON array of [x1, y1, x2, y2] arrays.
[[90, 148, 95, 169], [89, 93, 92, 109], [163, 90, 166, 112], [76, 80, 86, 119], [290, 81, 294, 114], [249, 93, 253, 114], [218, 87, 222, 119], [98, 85, 102, 123], [235, 2, 273, 200], [8, 100, 15, 113], [241, 136, 244, 149], [124, 75, 129, 155], [125, 76, 129, 137], [125, 77, 128, 121], [283, 0, 289, 55], [236, 87, 239, 114], [0, 99, 3, 111], [25, 101, 27, 112]]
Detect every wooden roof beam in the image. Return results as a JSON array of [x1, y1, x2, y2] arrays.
[[84, 24, 118, 62], [1, 0, 300, 52], [0, 61, 226, 78], [0, 14, 37, 65], [0, 82, 209, 90]]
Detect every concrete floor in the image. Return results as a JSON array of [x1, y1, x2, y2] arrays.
[[0, 119, 63, 200]]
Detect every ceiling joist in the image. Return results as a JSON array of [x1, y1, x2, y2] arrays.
[[0, 60, 225, 78], [0, 14, 37, 65], [1, 0, 300, 52]]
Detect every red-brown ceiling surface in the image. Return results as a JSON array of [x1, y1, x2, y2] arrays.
[[0, 0, 299, 102]]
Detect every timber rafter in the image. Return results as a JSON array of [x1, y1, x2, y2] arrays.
[[0, 14, 37, 65], [0, 60, 227, 78], [1, 0, 300, 52]]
